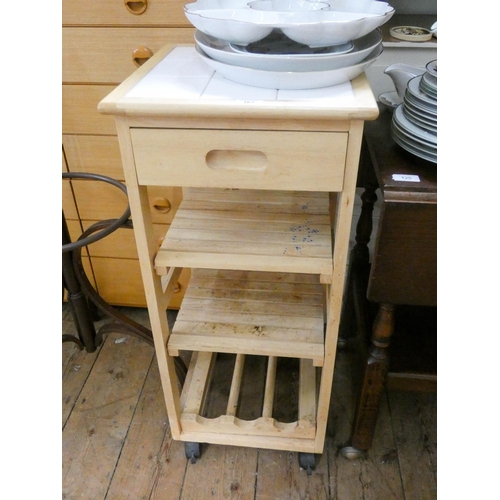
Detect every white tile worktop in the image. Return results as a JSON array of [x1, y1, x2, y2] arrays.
[[98, 45, 379, 121], [124, 46, 358, 106]]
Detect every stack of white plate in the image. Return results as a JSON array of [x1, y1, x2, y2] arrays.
[[194, 29, 383, 89], [185, 0, 394, 89], [391, 60, 437, 163]]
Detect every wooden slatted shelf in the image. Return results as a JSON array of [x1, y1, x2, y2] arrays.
[[179, 352, 318, 450], [168, 269, 326, 366], [154, 188, 335, 282]]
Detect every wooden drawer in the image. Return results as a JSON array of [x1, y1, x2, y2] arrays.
[[62, 152, 80, 220], [63, 27, 194, 84], [73, 181, 182, 224], [63, 0, 190, 26], [63, 135, 124, 181], [83, 223, 167, 259], [72, 179, 130, 221], [92, 257, 190, 308], [63, 180, 79, 220], [63, 85, 117, 135], [91, 257, 145, 307], [131, 129, 348, 191], [65, 219, 83, 242], [149, 187, 183, 223], [65, 219, 89, 258]]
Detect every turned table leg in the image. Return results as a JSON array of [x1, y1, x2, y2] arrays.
[[338, 184, 378, 348], [352, 184, 378, 264], [341, 302, 395, 459]]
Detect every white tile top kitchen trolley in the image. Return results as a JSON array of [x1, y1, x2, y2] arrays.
[[98, 44, 379, 473]]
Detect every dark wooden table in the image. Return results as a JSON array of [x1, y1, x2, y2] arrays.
[[340, 109, 437, 459]]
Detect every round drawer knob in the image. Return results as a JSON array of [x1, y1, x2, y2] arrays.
[[132, 45, 153, 67], [124, 0, 147, 15], [152, 197, 171, 214]]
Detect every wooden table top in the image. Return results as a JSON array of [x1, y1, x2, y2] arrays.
[[364, 109, 437, 204], [363, 108, 437, 306]]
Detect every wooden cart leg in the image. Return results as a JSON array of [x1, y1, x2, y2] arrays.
[[341, 302, 395, 459]]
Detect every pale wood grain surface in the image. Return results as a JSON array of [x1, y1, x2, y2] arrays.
[[62, 332, 154, 499], [63, 0, 192, 26], [105, 359, 170, 500]]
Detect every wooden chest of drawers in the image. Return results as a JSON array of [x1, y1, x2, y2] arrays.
[[62, 0, 195, 307]]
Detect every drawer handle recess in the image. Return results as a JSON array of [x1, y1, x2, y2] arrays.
[[124, 0, 147, 14], [133, 46, 153, 67], [205, 150, 268, 171], [152, 197, 171, 214]]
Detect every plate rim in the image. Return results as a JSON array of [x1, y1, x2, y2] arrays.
[[195, 42, 382, 89], [194, 29, 383, 72]]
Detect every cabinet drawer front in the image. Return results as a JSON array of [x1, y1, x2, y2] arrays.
[[63, 180, 80, 221], [64, 219, 89, 257], [83, 223, 167, 259], [63, 0, 190, 26], [73, 180, 182, 224], [91, 257, 189, 308], [63, 85, 117, 135], [63, 27, 194, 84], [62, 151, 80, 220], [132, 129, 348, 191], [63, 135, 124, 181]]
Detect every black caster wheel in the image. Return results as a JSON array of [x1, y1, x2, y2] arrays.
[[185, 442, 201, 464], [340, 445, 365, 460], [298, 453, 316, 475]]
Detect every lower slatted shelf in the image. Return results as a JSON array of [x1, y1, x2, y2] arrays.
[[179, 351, 319, 448], [168, 269, 326, 366]]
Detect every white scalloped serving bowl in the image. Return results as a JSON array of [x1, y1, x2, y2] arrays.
[[195, 42, 383, 89], [185, 1, 394, 47], [326, 0, 383, 13], [186, 0, 251, 8], [248, 0, 329, 11], [281, 6, 394, 46], [185, 8, 273, 45]]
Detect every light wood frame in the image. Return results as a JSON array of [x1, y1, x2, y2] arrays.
[[100, 43, 378, 455]]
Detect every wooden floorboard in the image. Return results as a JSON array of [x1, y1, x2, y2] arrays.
[[62, 305, 436, 500], [105, 358, 169, 500], [62, 321, 155, 499], [387, 391, 437, 500]]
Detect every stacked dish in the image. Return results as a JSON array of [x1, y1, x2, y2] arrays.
[[391, 60, 437, 163], [185, 0, 394, 89]]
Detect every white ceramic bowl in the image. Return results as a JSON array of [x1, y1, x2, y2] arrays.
[[194, 28, 382, 72], [185, 0, 394, 47], [248, 0, 329, 11], [185, 8, 274, 45], [326, 0, 381, 13], [186, 0, 250, 8], [195, 43, 383, 89], [281, 10, 392, 46]]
